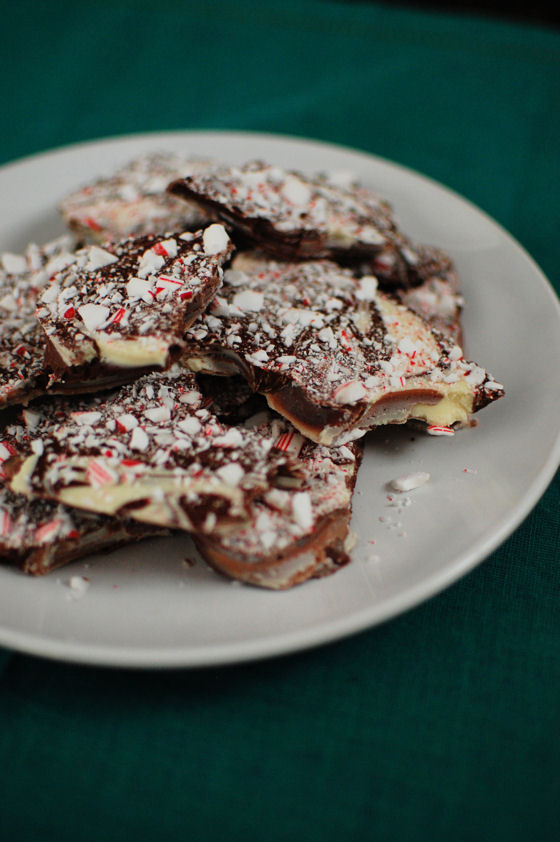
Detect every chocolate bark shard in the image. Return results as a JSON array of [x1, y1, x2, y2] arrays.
[[387, 245, 464, 344], [6, 366, 303, 536], [0, 236, 79, 408], [183, 252, 503, 446], [167, 160, 404, 264], [194, 412, 363, 589], [59, 152, 211, 243], [36, 226, 233, 390], [168, 161, 467, 292], [0, 485, 165, 576]]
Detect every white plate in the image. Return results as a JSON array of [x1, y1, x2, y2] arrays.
[[0, 131, 559, 668]]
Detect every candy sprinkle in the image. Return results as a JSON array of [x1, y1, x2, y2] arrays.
[[427, 425, 455, 437]]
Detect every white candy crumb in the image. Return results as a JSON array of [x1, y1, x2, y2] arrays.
[[66, 576, 90, 600], [281, 176, 311, 205], [1, 252, 28, 274], [332, 380, 367, 404], [355, 275, 378, 301], [130, 426, 149, 452], [83, 246, 118, 271], [232, 289, 264, 312], [216, 463, 245, 486], [292, 492, 313, 530], [203, 224, 229, 255], [389, 472, 430, 492], [78, 303, 110, 331]]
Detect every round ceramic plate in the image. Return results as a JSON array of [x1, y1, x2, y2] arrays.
[[0, 131, 558, 668]]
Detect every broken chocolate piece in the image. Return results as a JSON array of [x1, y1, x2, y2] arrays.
[[183, 252, 503, 445], [389, 245, 464, 344], [59, 152, 210, 243], [194, 411, 363, 589], [0, 236, 78, 407], [167, 160, 404, 265], [36, 226, 233, 390], [0, 485, 165, 576], [5, 365, 302, 536]]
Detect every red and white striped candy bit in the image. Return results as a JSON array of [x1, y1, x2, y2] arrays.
[[274, 429, 305, 457], [0, 440, 17, 478], [157, 274, 183, 287], [110, 307, 126, 324], [332, 380, 367, 405], [154, 275, 187, 298], [34, 518, 63, 543], [427, 425, 455, 437], [0, 510, 13, 538], [0, 441, 17, 462], [87, 459, 117, 487]]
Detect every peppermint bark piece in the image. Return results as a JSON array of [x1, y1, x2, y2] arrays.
[[0, 236, 79, 407], [167, 160, 405, 266], [59, 152, 210, 243], [388, 245, 464, 344], [6, 366, 302, 536], [0, 485, 164, 576], [36, 225, 233, 392], [168, 160, 463, 291], [194, 413, 363, 589], [183, 252, 503, 446]]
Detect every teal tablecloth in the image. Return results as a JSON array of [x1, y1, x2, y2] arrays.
[[0, 2, 559, 840]]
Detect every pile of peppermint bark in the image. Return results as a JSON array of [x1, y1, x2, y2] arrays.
[[0, 153, 503, 588]]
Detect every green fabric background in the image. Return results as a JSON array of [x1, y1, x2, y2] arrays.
[[0, 1, 558, 840]]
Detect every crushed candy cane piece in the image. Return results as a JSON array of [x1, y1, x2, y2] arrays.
[[427, 425, 455, 437], [66, 575, 90, 599], [203, 224, 229, 255], [333, 380, 367, 404], [389, 472, 430, 492]]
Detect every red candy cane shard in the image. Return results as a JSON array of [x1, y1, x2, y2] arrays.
[[111, 308, 126, 324], [427, 425, 455, 437], [34, 519, 63, 543], [0, 510, 13, 537], [87, 460, 116, 486], [274, 430, 305, 457]]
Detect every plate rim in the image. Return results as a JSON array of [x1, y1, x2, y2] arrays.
[[0, 129, 559, 669]]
